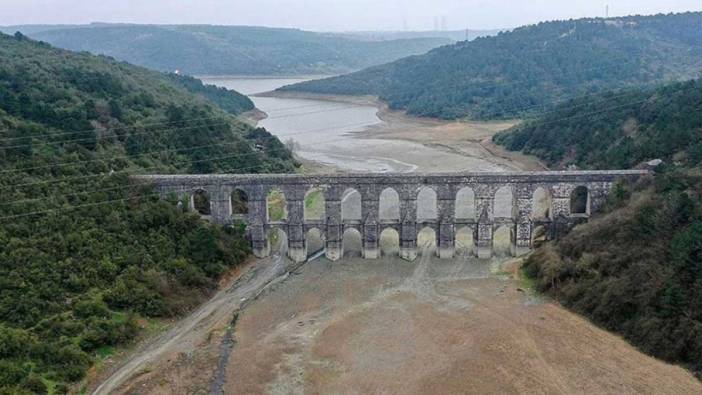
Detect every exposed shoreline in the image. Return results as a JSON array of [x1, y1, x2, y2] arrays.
[[256, 90, 547, 172]]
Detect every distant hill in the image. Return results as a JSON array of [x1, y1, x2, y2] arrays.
[[0, 32, 295, 393], [280, 12, 702, 120], [0, 24, 451, 75], [337, 29, 503, 42], [493, 79, 702, 169]]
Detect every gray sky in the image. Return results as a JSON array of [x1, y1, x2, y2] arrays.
[[2, 0, 701, 31]]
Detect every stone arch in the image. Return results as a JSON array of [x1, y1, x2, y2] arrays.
[[455, 226, 474, 257], [494, 186, 513, 218], [532, 187, 551, 219], [304, 187, 326, 221], [267, 188, 288, 221], [379, 187, 400, 222], [191, 189, 211, 215], [268, 228, 288, 255], [342, 228, 363, 257], [305, 228, 325, 258], [417, 226, 437, 255], [341, 188, 362, 222], [493, 225, 512, 257], [417, 187, 437, 222], [455, 187, 475, 220], [570, 186, 589, 215], [230, 188, 248, 216], [379, 228, 400, 257]]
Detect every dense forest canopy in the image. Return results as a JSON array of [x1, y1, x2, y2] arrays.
[[0, 32, 296, 394], [0, 24, 452, 75], [494, 79, 702, 169], [495, 78, 702, 375], [280, 12, 702, 120]]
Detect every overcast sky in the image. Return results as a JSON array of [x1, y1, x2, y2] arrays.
[[2, 0, 701, 31]]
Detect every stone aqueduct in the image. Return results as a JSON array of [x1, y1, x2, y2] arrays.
[[135, 171, 648, 263]]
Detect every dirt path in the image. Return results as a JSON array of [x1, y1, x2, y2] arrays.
[[92, 254, 300, 395]]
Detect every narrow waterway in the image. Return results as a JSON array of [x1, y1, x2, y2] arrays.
[[200, 76, 509, 173]]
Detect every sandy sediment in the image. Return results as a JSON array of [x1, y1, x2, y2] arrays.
[[225, 255, 702, 394]]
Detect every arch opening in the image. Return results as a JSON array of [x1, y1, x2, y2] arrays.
[[230, 189, 248, 216], [267, 188, 288, 222], [455, 226, 474, 257], [342, 228, 363, 257], [455, 187, 475, 220], [494, 186, 513, 219], [192, 189, 211, 215], [304, 187, 326, 221], [341, 189, 362, 222], [267, 228, 288, 255], [379, 228, 400, 257], [532, 187, 551, 220], [570, 186, 589, 215], [305, 228, 325, 258], [417, 227, 437, 255], [379, 188, 400, 222], [493, 225, 512, 257], [417, 187, 437, 222]]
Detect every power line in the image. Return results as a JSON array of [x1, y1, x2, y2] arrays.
[[0, 119, 379, 191], [0, 86, 656, 192]]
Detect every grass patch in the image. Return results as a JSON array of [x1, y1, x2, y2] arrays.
[[304, 189, 325, 220], [267, 190, 287, 221]]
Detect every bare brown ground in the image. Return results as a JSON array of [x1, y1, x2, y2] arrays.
[[225, 255, 701, 395]]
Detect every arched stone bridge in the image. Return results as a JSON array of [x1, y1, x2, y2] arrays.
[[134, 171, 648, 263]]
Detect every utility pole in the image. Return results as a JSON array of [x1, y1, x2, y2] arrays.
[[606, 5, 609, 18]]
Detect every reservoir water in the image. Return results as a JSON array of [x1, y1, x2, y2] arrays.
[[200, 76, 506, 173]]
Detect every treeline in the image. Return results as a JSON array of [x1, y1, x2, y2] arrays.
[[0, 32, 296, 394], [494, 78, 702, 375], [281, 12, 702, 120]]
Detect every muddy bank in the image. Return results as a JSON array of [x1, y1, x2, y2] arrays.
[[259, 90, 546, 172]]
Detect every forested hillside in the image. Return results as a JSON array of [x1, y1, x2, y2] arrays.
[[2, 24, 451, 75], [281, 12, 702, 120], [494, 79, 702, 169], [0, 32, 295, 394], [494, 79, 702, 375], [165, 73, 254, 116]]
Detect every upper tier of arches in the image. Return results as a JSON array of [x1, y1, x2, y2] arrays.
[[186, 183, 595, 224]]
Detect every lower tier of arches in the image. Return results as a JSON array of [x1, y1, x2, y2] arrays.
[[250, 221, 568, 263]]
